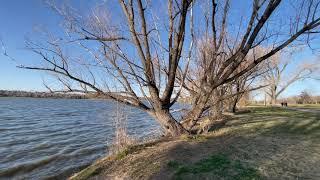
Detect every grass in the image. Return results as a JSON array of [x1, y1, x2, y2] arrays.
[[70, 159, 108, 180], [71, 165, 101, 180], [114, 138, 169, 160], [168, 154, 260, 180], [70, 139, 167, 180], [180, 134, 208, 142], [289, 104, 320, 108], [249, 104, 320, 108], [245, 107, 320, 137], [70, 106, 320, 179], [115, 148, 130, 160]]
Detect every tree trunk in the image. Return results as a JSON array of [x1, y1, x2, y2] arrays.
[[232, 101, 237, 113], [213, 89, 224, 117], [271, 94, 277, 105], [230, 94, 240, 113], [181, 104, 206, 130], [270, 85, 277, 105], [152, 109, 188, 136]]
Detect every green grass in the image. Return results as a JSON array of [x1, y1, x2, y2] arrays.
[[237, 107, 320, 138], [248, 106, 317, 119], [264, 119, 320, 136], [114, 139, 168, 160], [289, 104, 320, 108], [115, 148, 131, 160], [70, 163, 103, 180], [168, 154, 260, 180], [180, 134, 208, 142]]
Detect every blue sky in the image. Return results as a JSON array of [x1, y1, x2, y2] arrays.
[[0, 0, 319, 97], [0, 0, 96, 91]]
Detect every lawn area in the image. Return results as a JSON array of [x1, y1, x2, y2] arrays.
[[289, 104, 320, 108], [70, 107, 320, 180]]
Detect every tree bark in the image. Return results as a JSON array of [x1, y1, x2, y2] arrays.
[[232, 101, 237, 113], [211, 89, 224, 117], [271, 95, 277, 105], [270, 85, 277, 105], [152, 109, 188, 136], [181, 103, 206, 130]]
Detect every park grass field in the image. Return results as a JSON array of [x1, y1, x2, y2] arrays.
[[70, 106, 320, 180], [288, 104, 320, 109]]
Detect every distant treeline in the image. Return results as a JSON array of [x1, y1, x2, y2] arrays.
[[0, 90, 88, 99], [253, 91, 320, 105], [280, 94, 320, 104]]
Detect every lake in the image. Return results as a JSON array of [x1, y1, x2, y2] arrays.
[[0, 97, 161, 179]]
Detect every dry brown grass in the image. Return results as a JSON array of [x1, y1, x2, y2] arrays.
[[108, 103, 136, 156], [70, 107, 320, 180]]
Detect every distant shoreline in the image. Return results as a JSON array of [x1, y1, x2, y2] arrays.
[[0, 90, 88, 99]]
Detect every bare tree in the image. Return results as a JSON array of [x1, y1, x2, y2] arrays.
[[298, 90, 312, 104], [11, 0, 320, 136], [225, 49, 269, 113], [180, 0, 320, 130], [226, 74, 268, 113], [262, 52, 318, 105]]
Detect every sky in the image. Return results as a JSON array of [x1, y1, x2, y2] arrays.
[[0, 0, 96, 91], [0, 0, 319, 97]]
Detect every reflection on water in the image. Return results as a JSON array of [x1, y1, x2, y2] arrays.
[[0, 97, 160, 179]]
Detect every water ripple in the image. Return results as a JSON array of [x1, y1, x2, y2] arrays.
[[0, 97, 160, 179]]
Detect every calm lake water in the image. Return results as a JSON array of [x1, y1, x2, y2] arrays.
[[0, 97, 160, 179]]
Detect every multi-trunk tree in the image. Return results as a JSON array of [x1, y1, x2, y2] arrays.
[[262, 52, 318, 105], [10, 0, 320, 136]]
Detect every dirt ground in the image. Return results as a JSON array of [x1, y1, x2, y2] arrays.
[[70, 107, 320, 180]]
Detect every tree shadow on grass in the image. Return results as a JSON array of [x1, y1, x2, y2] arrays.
[[75, 107, 320, 180], [148, 107, 320, 180], [228, 107, 320, 138]]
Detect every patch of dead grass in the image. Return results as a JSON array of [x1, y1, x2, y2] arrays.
[[70, 107, 320, 180]]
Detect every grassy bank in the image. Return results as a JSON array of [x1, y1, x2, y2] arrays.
[[70, 107, 320, 180]]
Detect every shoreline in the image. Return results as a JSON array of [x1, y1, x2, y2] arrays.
[[0, 90, 88, 99]]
